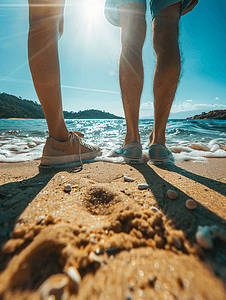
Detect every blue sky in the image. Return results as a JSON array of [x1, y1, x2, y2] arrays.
[[0, 0, 225, 119]]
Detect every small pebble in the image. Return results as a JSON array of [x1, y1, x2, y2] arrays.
[[36, 215, 45, 225], [90, 238, 95, 244], [64, 184, 71, 193], [65, 266, 81, 286], [173, 236, 182, 249], [138, 183, 149, 190], [186, 199, 197, 210], [167, 190, 178, 200], [195, 226, 216, 249], [123, 175, 135, 182], [150, 206, 160, 213]]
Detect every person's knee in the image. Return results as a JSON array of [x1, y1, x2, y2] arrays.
[[121, 27, 146, 59], [153, 27, 179, 57], [153, 20, 179, 57], [152, 2, 180, 55], [28, 0, 65, 36], [120, 3, 146, 58]]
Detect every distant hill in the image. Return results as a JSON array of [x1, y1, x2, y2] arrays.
[[0, 93, 45, 119], [0, 93, 123, 119], [186, 110, 226, 120]]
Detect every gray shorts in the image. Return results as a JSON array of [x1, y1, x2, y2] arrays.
[[105, 0, 195, 27]]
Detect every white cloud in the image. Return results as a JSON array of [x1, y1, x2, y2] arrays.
[[141, 100, 226, 114], [140, 102, 153, 109], [140, 100, 226, 115], [215, 97, 219, 100], [171, 102, 226, 113]]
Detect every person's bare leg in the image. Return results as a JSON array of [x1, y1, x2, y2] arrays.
[[119, 3, 146, 146], [28, 0, 68, 141], [149, 2, 181, 147]]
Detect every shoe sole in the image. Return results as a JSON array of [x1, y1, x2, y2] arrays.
[[148, 144, 172, 165], [39, 161, 83, 169], [113, 152, 143, 164], [40, 149, 101, 167], [149, 155, 170, 165], [124, 156, 143, 164]]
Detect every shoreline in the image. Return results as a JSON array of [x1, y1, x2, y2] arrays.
[[0, 158, 226, 299]]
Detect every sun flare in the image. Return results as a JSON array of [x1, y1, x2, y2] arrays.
[[80, 0, 104, 25]]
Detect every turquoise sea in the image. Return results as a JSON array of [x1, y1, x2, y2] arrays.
[[0, 118, 226, 163]]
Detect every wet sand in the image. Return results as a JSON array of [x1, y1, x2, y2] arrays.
[[0, 158, 226, 299]]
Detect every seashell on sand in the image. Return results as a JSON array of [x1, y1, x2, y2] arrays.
[[167, 190, 178, 200], [149, 206, 160, 213], [186, 199, 197, 210], [138, 183, 149, 190], [64, 184, 72, 193], [38, 273, 69, 300], [123, 175, 135, 182], [195, 226, 216, 249], [65, 266, 81, 286]]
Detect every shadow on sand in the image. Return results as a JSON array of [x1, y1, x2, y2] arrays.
[[0, 165, 83, 252], [133, 162, 226, 281], [1, 160, 226, 282]]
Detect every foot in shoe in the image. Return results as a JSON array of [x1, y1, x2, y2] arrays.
[[148, 143, 172, 164], [41, 131, 101, 166], [114, 142, 142, 161]]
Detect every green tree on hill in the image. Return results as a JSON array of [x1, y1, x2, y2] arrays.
[[0, 93, 123, 119]]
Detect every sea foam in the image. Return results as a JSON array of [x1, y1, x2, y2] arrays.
[[0, 119, 226, 163]]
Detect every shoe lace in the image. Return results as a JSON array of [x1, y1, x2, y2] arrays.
[[71, 130, 96, 151], [70, 131, 96, 166]]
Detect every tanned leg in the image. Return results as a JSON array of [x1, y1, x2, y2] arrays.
[[119, 2, 146, 146], [28, 0, 68, 141], [149, 2, 181, 146]]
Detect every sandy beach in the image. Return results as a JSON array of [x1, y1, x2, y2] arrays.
[[0, 158, 226, 299]]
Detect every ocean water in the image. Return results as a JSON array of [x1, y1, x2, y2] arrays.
[[0, 118, 226, 163]]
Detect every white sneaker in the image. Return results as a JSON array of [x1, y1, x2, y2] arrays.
[[40, 131, 101, 167]]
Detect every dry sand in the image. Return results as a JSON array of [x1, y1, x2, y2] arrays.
[[0, 158, 226, 300]]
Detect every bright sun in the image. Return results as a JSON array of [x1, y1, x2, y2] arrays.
[[80, 0, 104, 25]]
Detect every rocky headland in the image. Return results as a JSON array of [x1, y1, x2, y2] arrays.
[[187, 110, 226, 120]]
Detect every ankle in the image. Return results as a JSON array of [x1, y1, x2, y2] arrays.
[[149, 132, 165, 146], [124, 134, 140, 146], [49, 129, 69, 142]]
